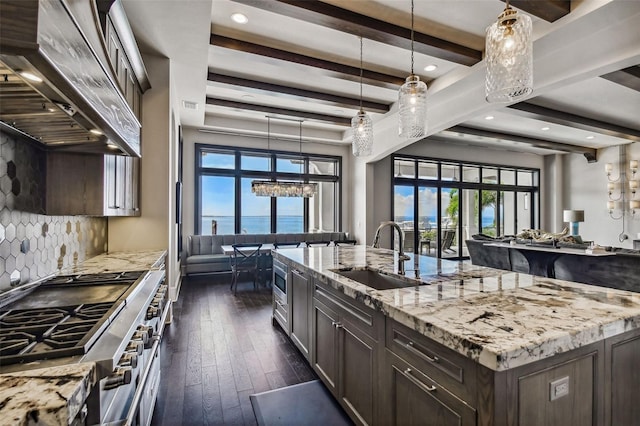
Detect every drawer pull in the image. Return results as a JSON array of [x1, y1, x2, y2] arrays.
[[404, 368, 436, 393], [332, 321, 343, 329], [406, 340, 439, 363]]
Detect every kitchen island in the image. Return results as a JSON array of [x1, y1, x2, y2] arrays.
[[273, 245, 640, 425]]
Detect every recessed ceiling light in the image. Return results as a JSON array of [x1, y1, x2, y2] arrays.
[[485, 115, 494, 120], [106, 141, 119, 149], [231, 13, 248, 24], [586, 135, 595, 139], [541, 126, 550, 131], [424, 64, 438, 72], [20, 71, 42, 83], [89, 129, 103, 135]]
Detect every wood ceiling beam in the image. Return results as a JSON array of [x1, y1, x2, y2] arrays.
[[207, 72, 390, 114], [230, 0, 481, 66], [500, 0, 571, 22], [210, 34, 404, 89], [506, 102, 640, 142], [600, 66, 640, 92], [206, 97, 351, 126], [449, 125, 597, 162]]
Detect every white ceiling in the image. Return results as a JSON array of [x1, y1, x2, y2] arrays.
[[123, 0, 640, 160]]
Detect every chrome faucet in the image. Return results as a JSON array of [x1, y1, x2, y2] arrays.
[[372, 221, 411, 275]]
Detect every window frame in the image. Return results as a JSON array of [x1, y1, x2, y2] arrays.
[[195, 144, 342, 235], [391, 154, 540, 259]]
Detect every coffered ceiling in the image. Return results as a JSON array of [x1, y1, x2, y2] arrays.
[[123, 0, 640, 161]]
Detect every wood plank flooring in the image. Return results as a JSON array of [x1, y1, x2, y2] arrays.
[[151, 275, 316, 425]]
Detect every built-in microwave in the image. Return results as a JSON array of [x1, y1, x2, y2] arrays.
[[273, 258, 288, 299]]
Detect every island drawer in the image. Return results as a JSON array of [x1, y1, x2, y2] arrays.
[[385, 319, 477, 404], [313, 282, 380, 339]]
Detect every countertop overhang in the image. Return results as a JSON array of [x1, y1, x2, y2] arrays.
[[272, 245, 640, 371]]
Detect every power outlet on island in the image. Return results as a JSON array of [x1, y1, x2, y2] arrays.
[[549, 376, 570, 401]]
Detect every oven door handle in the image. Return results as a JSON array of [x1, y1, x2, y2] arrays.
[[123, 305, 170, 426]]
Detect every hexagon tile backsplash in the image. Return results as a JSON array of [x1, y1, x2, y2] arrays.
[[0, 131, 108, 291]]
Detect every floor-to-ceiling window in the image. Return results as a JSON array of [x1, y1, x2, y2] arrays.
[[195, 144, 341, 235], [392, 155, 539, 259]]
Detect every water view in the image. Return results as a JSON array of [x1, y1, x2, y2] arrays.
[[202, 215, 303, 235]]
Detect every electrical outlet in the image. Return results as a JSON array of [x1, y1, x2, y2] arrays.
[[550, 376, 569, 401]]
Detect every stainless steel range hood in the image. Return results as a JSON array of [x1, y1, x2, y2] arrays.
[[0, 0, 141, 156]]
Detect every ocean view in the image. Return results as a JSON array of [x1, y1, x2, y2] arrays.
[[202, 215, 303, 235]]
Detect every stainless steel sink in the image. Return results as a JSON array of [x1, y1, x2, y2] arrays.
[[331, 268, 422, 290]]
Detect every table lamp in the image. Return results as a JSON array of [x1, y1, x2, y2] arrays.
[[563, 210, 584, 236]]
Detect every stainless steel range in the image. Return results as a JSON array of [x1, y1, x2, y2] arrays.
[[0, 269, 168, 425]]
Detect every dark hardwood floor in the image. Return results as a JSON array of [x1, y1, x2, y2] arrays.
[[151, 275, 316, 425]]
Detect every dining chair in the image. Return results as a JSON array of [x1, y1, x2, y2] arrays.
[[230, 243, 262, 294], [334, 240, 357, 246], [306, 240, 331, 247], [441, 230, 456, 254], [273, 241, 300, 248]]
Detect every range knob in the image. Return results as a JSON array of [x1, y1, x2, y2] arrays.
[[137, 325, 154, 349], [125, 340, 143, 355], [103, 367, 132, 390], [146, 306, 159, 320], [132, 330, 149, 346], [119, 352, 138, 369]]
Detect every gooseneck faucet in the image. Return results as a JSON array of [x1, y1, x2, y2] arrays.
[[372, 221, 411, 275]]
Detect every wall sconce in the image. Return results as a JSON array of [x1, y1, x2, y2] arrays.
[[608, 200, 623, 220], [630, 180, 638, 196], [608, 182, 621, 200], [631, 200, 640, 215], [631, 160, 638, 178]]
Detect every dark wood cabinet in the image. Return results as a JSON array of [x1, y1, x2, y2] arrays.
[[290, 268, 311, 360], [312, 283, 382, 425], [47, 152, 139, 216], [605, 327, 640, 426], [384, 350, 476, 426]]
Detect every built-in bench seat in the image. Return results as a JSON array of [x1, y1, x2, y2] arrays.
[[185, 232, 348, 276]]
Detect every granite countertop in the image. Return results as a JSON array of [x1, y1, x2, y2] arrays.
[[273, 245, 640, 371], [59, 249, 167, 275], [0, 362, 96, 425]]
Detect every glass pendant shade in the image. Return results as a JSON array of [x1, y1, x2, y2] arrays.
[[398, 74, 427, 138], [352, 110, 373, 156], [251, 180, 317, 198], [485, 5, 533, 103]]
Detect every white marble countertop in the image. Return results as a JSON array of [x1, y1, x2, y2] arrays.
[[0, 362, 96, 425], [273, 245, 640, 371], [59, 249, 167, 274]]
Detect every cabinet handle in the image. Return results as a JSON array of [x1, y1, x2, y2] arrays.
[[275, 300, 286, 308], [403, 368, 436, 393], [332, 321, 343, 329], [406, 340, 439, 363]]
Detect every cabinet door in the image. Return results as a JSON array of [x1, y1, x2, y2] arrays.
[[339, 317, 378, 426], [290, 269, 310, 360], [385, 351, 476, 426], [312, 298, 339, 396], [607, 330, 640, 426]]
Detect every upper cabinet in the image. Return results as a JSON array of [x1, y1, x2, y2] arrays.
[[46, 152, 140, 217], [96, 0, 150, 122]]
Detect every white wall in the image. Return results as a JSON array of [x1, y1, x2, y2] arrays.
[[564, 144, 640, 248], [181, 128, 352, 261], [108, 54, 182, 299]]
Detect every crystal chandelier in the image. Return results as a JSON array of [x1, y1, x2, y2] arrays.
[[251, 119, 318, 198], [398, 0, 427, 139], [352, 36, 373, 156], [485, 0, 533, 103]]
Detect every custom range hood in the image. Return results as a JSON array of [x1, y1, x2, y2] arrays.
[[0, 0, 142, 156]]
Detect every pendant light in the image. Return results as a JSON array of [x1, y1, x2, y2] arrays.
[[352, 36, 373, 157], [251, 118, 317, 198], [485, 0, 533, 103], [398, 0, 427, 139]]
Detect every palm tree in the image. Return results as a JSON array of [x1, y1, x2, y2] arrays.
[[446, 189, 497, 235]]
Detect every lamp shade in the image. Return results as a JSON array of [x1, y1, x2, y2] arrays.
[[563, 210, 584, 223]]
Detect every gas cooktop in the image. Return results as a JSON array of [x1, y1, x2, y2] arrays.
[[0, 271, 147, 366]]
